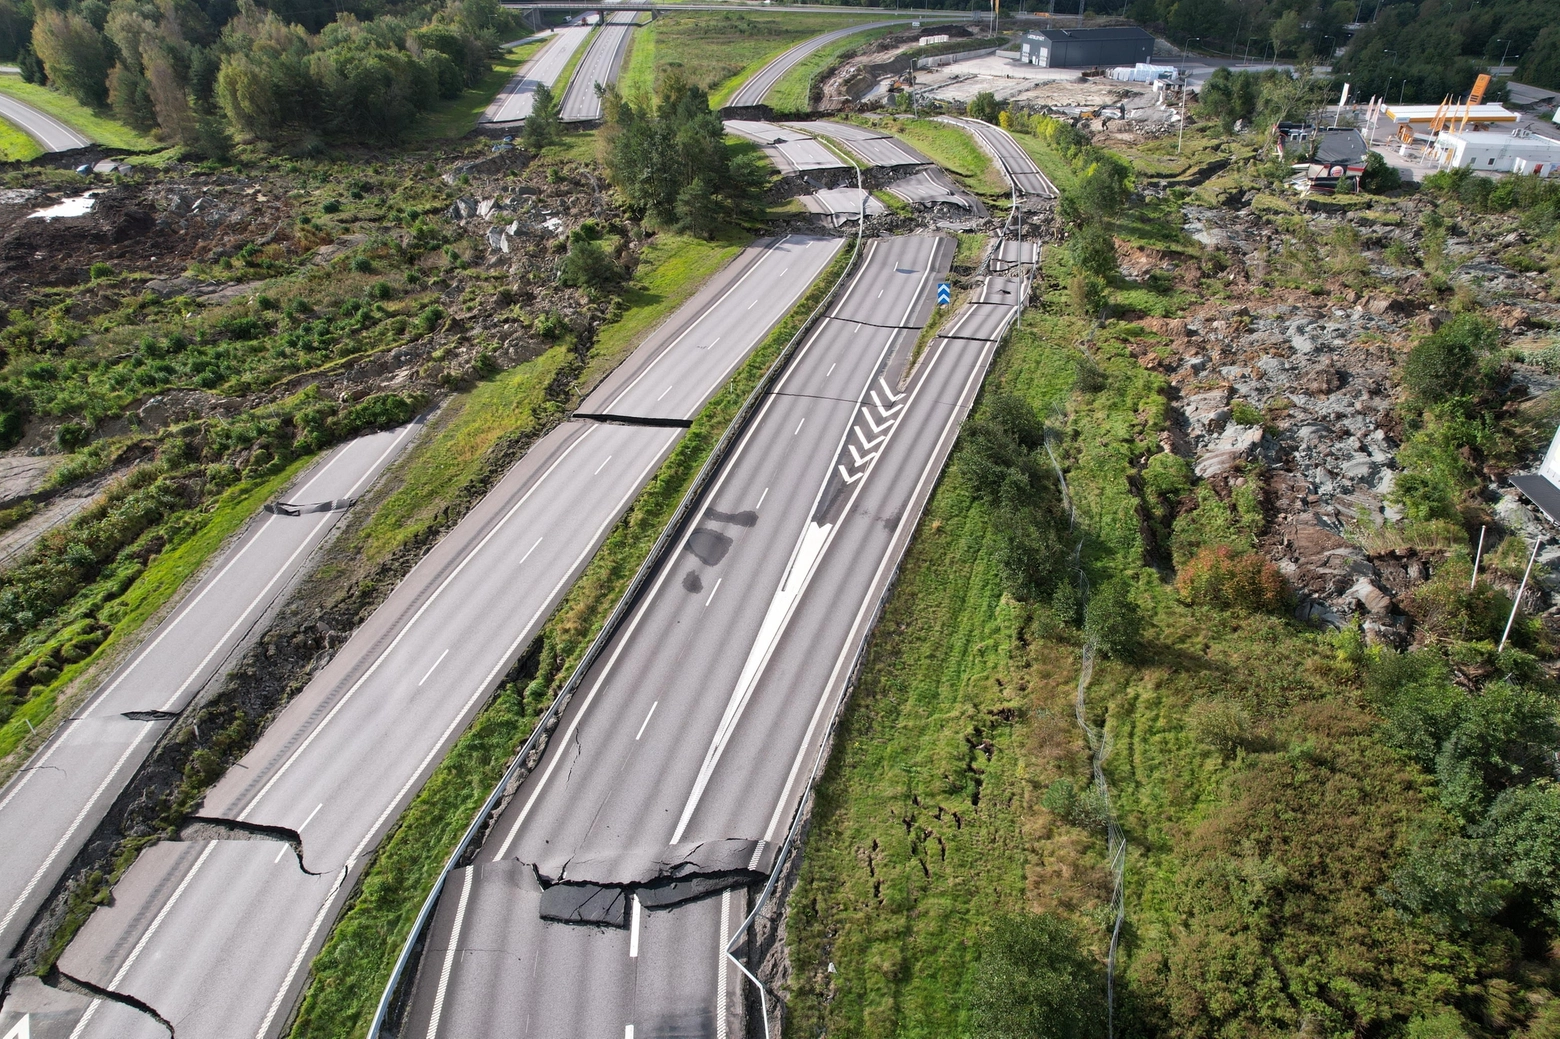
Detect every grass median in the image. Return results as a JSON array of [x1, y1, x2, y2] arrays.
[[287, 240, 853, 1039]]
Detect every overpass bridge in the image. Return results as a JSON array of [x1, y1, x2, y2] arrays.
[[501, 2, 966, 14]]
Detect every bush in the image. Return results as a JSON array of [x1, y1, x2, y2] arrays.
[[559, 236, 623, 291], [971, 913, 1107, 1039], [1176, 545, 1291, 614], [1360, 151, 1402, 194], [1401, 314, 1500, 408], [55, 423, 90, 452], [88, 262, 114, 281], [1229, 400, 1263, 426], [1403, 566, 1511, 644], [1085, 579, 1141, 659]]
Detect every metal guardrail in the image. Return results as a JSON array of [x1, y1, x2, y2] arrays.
[[366, 183, 870, 1039]]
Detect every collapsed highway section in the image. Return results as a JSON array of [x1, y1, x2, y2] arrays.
[[395, 238, 1028, 1038], [0, 422, 419, 964], [0, 234, 843, 1039]]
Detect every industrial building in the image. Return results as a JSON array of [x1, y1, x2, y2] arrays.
[[1018, 26, 1155, 68], [1432, 128, 1560, 175]]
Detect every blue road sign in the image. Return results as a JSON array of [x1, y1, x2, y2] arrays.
[[937, 282, 951, 305]]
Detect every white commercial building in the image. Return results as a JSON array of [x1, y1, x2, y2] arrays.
[[1433, 128, 1560, 175]]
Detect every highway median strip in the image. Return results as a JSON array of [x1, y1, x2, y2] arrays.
[[288, 240, 857, 1039]]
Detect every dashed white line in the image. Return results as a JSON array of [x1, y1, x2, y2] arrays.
[[595, 455, 613, 475], [826, 362, 836, 377], [635, 701, 658, 740], [419, 648, 451, 687], [794, 417, 805, 436], [705, 578, 723, 608], [629, 894, 642, 957], [756, 487, 769, 509], [656, 384, 674, 401]]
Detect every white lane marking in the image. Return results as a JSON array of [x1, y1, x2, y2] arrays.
[[670, 242, 943, 843], [656, 384, 674, 401], [705, 578, 723, 609], [793, 417, 805, 436], [68, 842, 219, 1039], [878, 377, 903, 402], [765, 334, 996, 842], [629, 894, 641, 957], [419, 648, 451, 687], [861, 410, 893, 434], [635, 701, 658, 741], [595, 454, 613, 475], [626, 1028, 635, 1039], [495, 239, 924, 858], [877, 289, 884, 298], [716, 888, 731, 1039], [0, 426, 421, 941], [425, 866, 474, 1039], [747, 299, 757, 309], [254, 865, 348, 1039], [3, 1013, 29, 1039], [275, 801, 325, 863], [855, 427, 886, 451], [826, 362, 836, 377], [756, 487, 769, 509], [237, 429, 584, 822]]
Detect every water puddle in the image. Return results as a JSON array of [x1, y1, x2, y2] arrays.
[[29, 194, 97, 220]]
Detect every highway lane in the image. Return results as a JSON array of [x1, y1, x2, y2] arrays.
[[0, 93, 89, 152], [885, 166, 985, 216], [403, 237, 1029, 1039], [784, 119, 930, 167], [799, 186, 884, 224], [559, 11, 635, 122], [481, 25, 594, 124], [0, 422, 419, 964], [941, 115, 1059, 198], [15, 235, 842, 1039], [725, 20, 902, 109], [723, 119, 846, 173]]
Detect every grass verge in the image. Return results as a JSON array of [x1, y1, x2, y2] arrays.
[[0, 114, 43, 162], [882, 117, 1008, 198], [0, 457, 314, 772], [412, 40, 546, 140], [765, 25, 895, 113], [287, 243, 852, 1039], [0, 78, 158, 151]]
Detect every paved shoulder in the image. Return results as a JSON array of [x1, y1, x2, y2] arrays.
[[0, 91, 90, 152]]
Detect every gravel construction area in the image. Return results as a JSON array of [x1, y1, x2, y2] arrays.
[[916, 56, 1152, 108]]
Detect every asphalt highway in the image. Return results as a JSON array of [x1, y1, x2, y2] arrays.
[[404, 236, 1025, 1039], [799, 186, 884, 224], [941, 115, 1059, 198], [723, 119, 846, 173], [784, 119, 930, 167], [724, 20, 903, 108], [885, 166, 986, 216], [481, 25, 594, 124], [0, 422, 419, 965], [0, 93, 89, 152], [559, 11, 636, 122], [3, 235, 842, 1039]]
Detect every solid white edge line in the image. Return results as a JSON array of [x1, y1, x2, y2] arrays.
[[424, 865, 474, 1039]]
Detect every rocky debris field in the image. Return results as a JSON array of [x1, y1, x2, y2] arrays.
[[1125, 188, 1560, 645]]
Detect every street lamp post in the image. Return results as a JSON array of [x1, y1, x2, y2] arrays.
[[1499, 39, 1514, 68], [1244, 36, 1256, 63]]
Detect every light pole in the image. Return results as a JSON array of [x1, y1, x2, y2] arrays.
[[1243, 36, 1256, 63], [1499, 39, 1514, 68]]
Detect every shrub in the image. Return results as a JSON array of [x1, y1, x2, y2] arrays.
[[1403, 566, 1511, 644], [88, 262, 114, 281], [1176, 545, 1291, 614], [350, 255, 375, 273], [1360, 151, 1402, 194], [971, 913, 1107, 1039], [559, 236, 623, 291], [1229, 400, 1263, 426], [1085, 579, 1141, 659], [54, 423, 89, 452], [1401, 314, 1500, 408]]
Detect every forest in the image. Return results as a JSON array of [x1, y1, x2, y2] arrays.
[[0, 0, 519, 149]]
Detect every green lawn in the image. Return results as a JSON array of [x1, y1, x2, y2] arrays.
[[0, 113, 43, 162], [412, 40, 546, 140], [617, 12, 882, 102], [0, 78, 158, 151], [764, 24, 897, 113], [881, 117, 1009, 198]]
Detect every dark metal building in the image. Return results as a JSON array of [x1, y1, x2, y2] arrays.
[[1019, 26, 1156, 68]]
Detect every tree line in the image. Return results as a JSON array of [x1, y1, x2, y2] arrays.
[[1, 0, 518, 149]]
